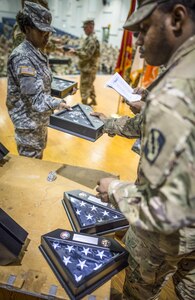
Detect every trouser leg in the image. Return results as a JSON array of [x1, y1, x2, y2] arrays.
[[15, 127, 47, 159], [173, 251, 195, 300], [122, 226, 187, 300], [80, 71, 97, 105]]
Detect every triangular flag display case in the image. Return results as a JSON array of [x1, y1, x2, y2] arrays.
[[49, 104, 104, 141], [40, 229, 128, 300], [62, 190, 129, 235], [51, 76, 78, 98]]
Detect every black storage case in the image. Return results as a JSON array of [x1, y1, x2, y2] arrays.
[[49, 104, 104, 141], [0, 208, 28, 265], [49, 58, 71, 65], [39, 229, 128, 300], [51, 76, 78, 98], [62, 190, 129, 235], [0, 142, 9, 160]]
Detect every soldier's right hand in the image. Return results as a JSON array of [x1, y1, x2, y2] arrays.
[[90, 111, 107, 121], [58, 101, 72, 111]]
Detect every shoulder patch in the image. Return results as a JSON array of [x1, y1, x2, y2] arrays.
[[144, 129, 165, 164], [19, 66, 36, 76]]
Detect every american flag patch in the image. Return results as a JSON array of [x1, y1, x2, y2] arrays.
[[19, 66, 36, 76]]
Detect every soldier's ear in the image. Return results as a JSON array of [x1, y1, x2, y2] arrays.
[[171, 4, 188, 35]]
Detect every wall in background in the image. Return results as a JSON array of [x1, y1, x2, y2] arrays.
[[0, 0, 132, 47]]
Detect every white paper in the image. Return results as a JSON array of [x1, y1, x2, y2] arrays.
[[105, 72, 141, 103]]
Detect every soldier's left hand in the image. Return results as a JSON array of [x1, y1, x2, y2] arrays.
[[96, 177, 116, 203], [71, 87, 78, 95]]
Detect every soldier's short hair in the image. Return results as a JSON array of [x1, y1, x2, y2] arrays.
[[158, 0, 195, 20], [82, 19, 95, 27]]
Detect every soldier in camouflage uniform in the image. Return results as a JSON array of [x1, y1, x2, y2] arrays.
[[95, 1, 195, 299], [68, 19, 100, 106], [12, 0, 49, 50], [6, 1, 69, 159]]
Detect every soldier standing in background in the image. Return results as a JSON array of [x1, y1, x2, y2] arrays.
[[6, 1, 70, 159], [95, 0, 195, 299], [68, 19, 100, 106]]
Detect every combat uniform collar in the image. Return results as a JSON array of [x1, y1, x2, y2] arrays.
[[145, 35, 195, 94], [166, 35, 195, 70], [24, 39, 48, 63]]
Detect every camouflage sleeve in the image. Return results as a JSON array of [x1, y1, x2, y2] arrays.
[[11, 56, 61, 112], [108, 88, 195, 234], [102, 113, 142, 138], [76, 38, 97, 60]]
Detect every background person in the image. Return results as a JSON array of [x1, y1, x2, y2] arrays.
[[96, 0, 195, 299], [6, 1, 70, 159], [68, 19, 100, 106]]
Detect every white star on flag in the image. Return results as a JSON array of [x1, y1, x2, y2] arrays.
[[81, 247, 91, 256], [77, 259, 88, 270], [63, 256, 72, 266], [80, 201, 86, 207], [93, 263, 102, 270], [91, 205, 97, 211], [76, 209, 81, 215], [74, 274, 82, 282], [66, 245, 74, 253], [52, 242, 60, 249], [96, 250, 106, 259], [113, 215, 119, 219], [70, 197, 76, 203], [98, 218, 103, 223], [102, 210, 109, 216], [86, 213, 93, 220]]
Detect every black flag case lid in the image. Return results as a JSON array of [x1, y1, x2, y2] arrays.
[[39, 229, 128, 300], [62, 190, 129, 236]]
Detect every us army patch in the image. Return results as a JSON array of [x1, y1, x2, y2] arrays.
[[19, 66, 36, 76], [144, 129, 165, 164]]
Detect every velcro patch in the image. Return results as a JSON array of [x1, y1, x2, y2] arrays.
[[144, 129, 165, 164], [19, 66, 36, 76]]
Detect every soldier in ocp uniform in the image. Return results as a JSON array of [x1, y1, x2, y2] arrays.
[[94, 0, 195, 299], [6, 1, 70, 159], [68, 19, 100, 106]]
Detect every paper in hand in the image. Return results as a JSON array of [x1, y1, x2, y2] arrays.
[[105, 72, 141, 103]]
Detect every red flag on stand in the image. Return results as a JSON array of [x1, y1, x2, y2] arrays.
[[115, 0, 137, 79]]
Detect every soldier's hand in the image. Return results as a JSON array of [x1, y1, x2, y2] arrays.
[[133, 87, 148, 100], [90, 111, 107, 121], [126, 100, 145, 115], [96, 177, 116, 203], [67, 48, 76, 56], [70, 87, 78, 95], [58, 101, 72, 111]]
